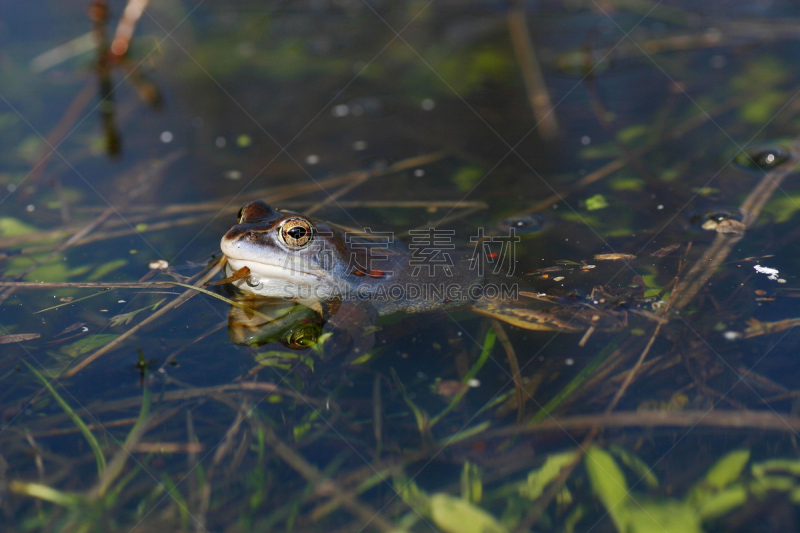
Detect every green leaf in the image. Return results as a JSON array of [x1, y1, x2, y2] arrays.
[[752, 458, 800, 478], [394, 475, 431, 517], [87, 259, 128, 281], [610, 176, 645, 192], [435, 421, 490, 446], [625, 501, 703, 533], [461, 461, 483, 503], [703, 449, 750, 490], [579, 142, 620, 160], [59, 334, 119, 358], [731, 56, 789, 93], [8, 480, 84, 508], [609, 445, 659, 490], [585, 194, 609, 211], [764, 193, 800, 223], [0, 217, 36, 236], [429, 493, 508, 533], [585, 447, 629, 531], [688, 449, 750, 509], [391, 368, 428, 436], [451, 166, 485, 192], [696, 485, 748, 521], [616, 124, 649, 145], [254, 350, 314, 372], [292, 410, 320, 441], [750, 475, 796, 497], [519, 451, 577, 501], [740, 90, 786, 125]]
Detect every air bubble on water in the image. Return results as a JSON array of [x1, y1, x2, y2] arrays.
[[332, 104, 349, 117]]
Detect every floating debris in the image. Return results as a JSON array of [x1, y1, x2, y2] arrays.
[[594, 253, 636, 261], [651, 243, 681, 257], [0, 333, 40, 344], [435, 380, 469, 398], [744, 317, 800, 338], [754, 264, 783, 282], [714, 219, 746, 234], [688, 206, 746, 233]]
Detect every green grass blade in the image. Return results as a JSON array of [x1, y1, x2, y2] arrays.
[[430, 327, 496, 429], [391, 368, 429, 436], [24, 361, 106, 474], [9, 480, 84, 508], [169, 282, 277, 321], [531, 332, 624, 422], [92, 387, 152, 499]]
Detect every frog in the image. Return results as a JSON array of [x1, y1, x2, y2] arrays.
[[220, 201, 628, 347], [220, 201, 480, 315]]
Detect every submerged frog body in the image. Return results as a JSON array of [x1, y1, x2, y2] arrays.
[[221, 201, 629, 337]]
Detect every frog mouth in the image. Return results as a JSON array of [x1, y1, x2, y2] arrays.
[[224, 255, 320, 281]]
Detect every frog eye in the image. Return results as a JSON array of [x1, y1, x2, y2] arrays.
[[279, 217, 314, 248], [286, 323, 321, 349], [237, 206, 246, 223]]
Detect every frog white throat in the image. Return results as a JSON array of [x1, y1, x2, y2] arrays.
[[223, 255, 341, 302]]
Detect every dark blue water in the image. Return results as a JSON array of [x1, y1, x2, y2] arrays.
[[3, 2, 800, 531]]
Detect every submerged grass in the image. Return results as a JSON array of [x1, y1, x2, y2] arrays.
[[24, 361, 107, 476]]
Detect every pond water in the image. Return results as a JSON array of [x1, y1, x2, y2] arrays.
[[3, 1, 800, 532]]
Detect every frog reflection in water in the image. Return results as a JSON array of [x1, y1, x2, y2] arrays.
[[220, 201, 627, 350]]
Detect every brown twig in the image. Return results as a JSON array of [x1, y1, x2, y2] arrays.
[[110, 0, 149, 58], [490, 319, 525, 422], [583, 77, 658, 186], [507, 6, 559, 139], [196, 405, 246, 533], [88, 0, 121, 156], [0, 206, 116, 307], [158, 321, 228, 371], [2, 153, 452, 253], [61, 257, 224, 378], [260, 425, 397, 532], [491, 409, 800, 436], [0, 281, 178, 289], [24, 81, 96, 191], [6, 382, 339, 440], [606, 323, 663, 414], [399, 205, 487, 237], [673, 136, 800, 309], [523, 93, 747, 214]]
